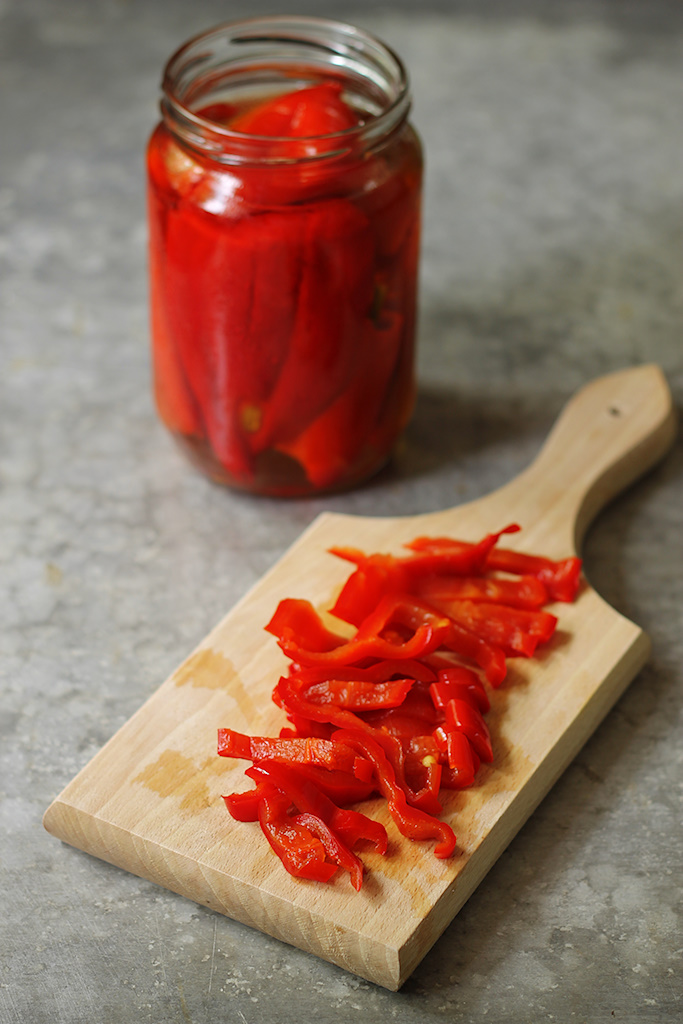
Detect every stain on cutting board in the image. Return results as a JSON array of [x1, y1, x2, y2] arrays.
[[173, 647, 237, 690], [134, 749, 217, 813]]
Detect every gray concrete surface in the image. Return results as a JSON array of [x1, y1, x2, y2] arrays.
[[1, 1, 682, 1021]]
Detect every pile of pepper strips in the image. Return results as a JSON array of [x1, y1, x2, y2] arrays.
[[218, 524, 582, 890]]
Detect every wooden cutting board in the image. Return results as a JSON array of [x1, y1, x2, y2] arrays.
[[44, 365, 676, 990]]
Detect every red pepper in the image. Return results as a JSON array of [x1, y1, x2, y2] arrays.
[[287, 659, 436, 685], [229, 83, 359, 140], [444, 698, 493, 763], [401, 524, 521, 579], [277, 309, 408, 490], [433, 728, 479, 788], [416, 573, 548, 609], [217, 729, 373, 778], [274, 675, 377, 736], [332, 729, 456, 858], [256, 784, 338, 883], [403, 735, 444, 811], [219, 525, 581, 886], [441, 620, 508, 687], [158, 207, 308, 481], [485, 549, 583, 603], [291, 812, 365, 891], [430, 666, 490, 714], [247, 199, 375, 456], [299, 677, 415, 711], [329, 525, 522, 625], [223, 782, 272, 822], [431, 600, 558, 658], [247, 761, 387, 854], [266, 595, 449, 667], [406, 535, 582, 603], [282, 765, 376, 805]]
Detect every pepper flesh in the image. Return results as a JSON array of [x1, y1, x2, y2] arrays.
[[147, 79, 422, 495]]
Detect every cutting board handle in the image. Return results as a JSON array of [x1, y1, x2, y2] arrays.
[[496, 364, 676, 553]]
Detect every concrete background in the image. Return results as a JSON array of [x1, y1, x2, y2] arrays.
[[1, 1, 682, 1021]]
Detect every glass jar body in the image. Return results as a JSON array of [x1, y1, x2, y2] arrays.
[[147, 17, 422, 496]]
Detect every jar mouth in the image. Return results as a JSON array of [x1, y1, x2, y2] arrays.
[[161, 15, 412, 164]]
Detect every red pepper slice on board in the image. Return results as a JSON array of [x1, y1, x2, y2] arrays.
[[433, 728, 480, 788], [291, 811, 365, 891], [300, 677, 415, 711], [274, 675, 377, 736], [441, 620, 508, 687], [416, 573, 548, 610], [256, 784, 338, 883], [287, 659, 437, 685], [431, 600, 558, 658], [406, 535, 582, 603], [444, 698, 494, 763], [332, 729, 456, 858], [223, 782, 272, 822], [430, 666, 490, 714], [281, 765, 376, 805], [246, 761, 387, 854], [486, 550, 583, 603], [217, 729, 373, 778], [402, 735, 444, 811], [265, 598, 347, 654], [266, 596, 449, 667]]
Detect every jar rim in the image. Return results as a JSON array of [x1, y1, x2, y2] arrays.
[[161, 15, 412, 163]]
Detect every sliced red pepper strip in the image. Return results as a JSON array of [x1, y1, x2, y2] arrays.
[[247, 761, 388, 854], [433, 728, 480, 788], [328, 552, 407, 626], [288, 659, 436, 685], [430, 666, 490, 714], [403, 736, 444, 811], [400, 525, 521, 579], [486, 550, 583, 603], [274, 675, 376, 735], [301, 677, 414, 711], [222, 782, 273, 822], [283, 765, 376, 805], [367, 730, 443, 816], [416, 574, 548, 609], [256, 785, 338, 883], [444, 698, 493, 763], [332, 729, 456, 858], [440, 620, 508, 686], [361, 680, 438, 739], [406, 535, 582, 603], [430, 600, 557, 658], [217, 729, 372, 778], [329, 526, 522, 624], [292, 812, 364, 891], [278, 713, 332, 739], [267, 595, 449, 668], [265, 598, 347, 653]]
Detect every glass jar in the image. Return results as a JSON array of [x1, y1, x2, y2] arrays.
[[147, 16, 422, 496]]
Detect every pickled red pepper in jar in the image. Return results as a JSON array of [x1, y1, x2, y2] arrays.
[[146, 17, 422, 496]]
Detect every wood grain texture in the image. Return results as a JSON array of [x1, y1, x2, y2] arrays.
[[44, 364, 676, 990]]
